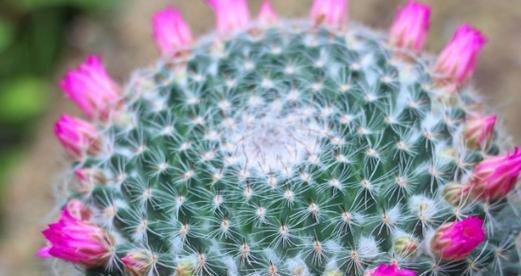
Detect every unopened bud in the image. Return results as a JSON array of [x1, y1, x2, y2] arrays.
[[394, 236, 418, 258]]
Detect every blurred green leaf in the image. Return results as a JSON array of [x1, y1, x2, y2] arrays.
[[28, 10, 65, 74], [0, 9, 68, 77], [0, 150, 21, 189], [0, 149, 20, 235], [0, 77, 50, 123], [0, 18, 15, 53]]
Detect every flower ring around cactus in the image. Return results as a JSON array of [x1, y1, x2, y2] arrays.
[[39, 1, 521, 275]]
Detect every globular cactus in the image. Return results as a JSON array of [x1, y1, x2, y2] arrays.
[[38, 1, 521, 275]]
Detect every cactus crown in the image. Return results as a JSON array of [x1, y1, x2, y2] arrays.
[[40, 1, 521, 276]]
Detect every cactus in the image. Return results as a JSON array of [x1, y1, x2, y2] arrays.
[[38, 1, 521, 275]]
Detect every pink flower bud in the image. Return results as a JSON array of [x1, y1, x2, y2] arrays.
[[37, 209, 113, 267], [434, 24, 487, 86], [207, 0, 250, 34], [310, 0, 349, 29], [54, 114, 100, 159], [366, 263, 416, 276], [60, 55, 121, 120], [464, 114, 496, 149], [121, 250, 155, 276], [64, 199, 92, 221], [74, 168, 106, 193], [431, 217, 485, 261], [389, 1, 431, 51], [152, 7, 193, 57], [443, 183, 466, 206], [468, 148, 521, 201], [258, 0, 277, 26], [394, 236, 418, 258]]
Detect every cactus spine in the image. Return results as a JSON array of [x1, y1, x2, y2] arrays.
[[39, 1, 521, 275]]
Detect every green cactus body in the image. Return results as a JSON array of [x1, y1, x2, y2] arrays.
[[54, 20, 519, 276]]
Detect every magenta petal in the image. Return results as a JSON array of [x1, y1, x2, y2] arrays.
[[54, 114, 100, 159], [207, 0, 251, 34], [36, 246, 53, 258], [38, 209, 112, 267], [258, 0, 277, 25], [152, 7, 193, 57], [435, 24, 487, 85], [369, 263, 416, 276], [431, 217, 485, 260], [469, 148, 521, 200], [389, 1, 431, 50], [59, 55, 120, 120]]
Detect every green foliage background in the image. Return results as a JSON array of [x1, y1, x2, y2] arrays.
[[0, 0, 118, 218]]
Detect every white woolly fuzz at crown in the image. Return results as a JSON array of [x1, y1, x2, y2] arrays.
[[218, 102, 322, 177]]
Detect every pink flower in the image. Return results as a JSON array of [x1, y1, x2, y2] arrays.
[[468, 148, 521, 201], [152, 7, 193, 57], [65, 199, 92, 221], [434, 24, 487, 86], [207, 0, 250, 34], [366, 263, 416, 276], [121, 250, 155, 276], [389, 1, 431, 51], [464, 114, 496, 149], [310, 0, 349, 29], [258, 0, 277, 26], [37, 209, 113, 267], [60, 55, 121, 120], [54, 114, 100, 159], [431, 217, 485, 261]]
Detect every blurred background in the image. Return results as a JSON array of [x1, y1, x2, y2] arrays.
[[0, 0, 520, 274]]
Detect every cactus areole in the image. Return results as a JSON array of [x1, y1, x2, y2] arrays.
[[40, 1, 521, 275]]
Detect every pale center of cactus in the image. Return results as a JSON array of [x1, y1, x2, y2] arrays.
[[219, 105, 322, 176]]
